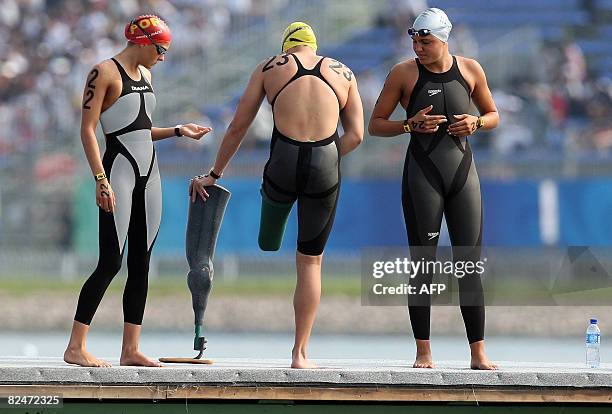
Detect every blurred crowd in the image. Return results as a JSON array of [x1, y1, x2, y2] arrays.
[[2, 0, 612, 250], [2, 0, 612, 165], [501, 40, 612, 155], [0, 0, 280, 163]]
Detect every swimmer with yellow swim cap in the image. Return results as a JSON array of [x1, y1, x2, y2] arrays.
[[281, 22, 318, 53], [190, 21, 365, 369], [64, 14, 212, 369]]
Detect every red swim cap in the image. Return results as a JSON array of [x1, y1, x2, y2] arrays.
[[125, 15, 172, 45]]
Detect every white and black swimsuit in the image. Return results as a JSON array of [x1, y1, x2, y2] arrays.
[[74, 58, 161, 325]]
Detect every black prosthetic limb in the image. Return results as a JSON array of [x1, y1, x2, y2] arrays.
[[187, 184, 231, 359], [159, 184, 230, 364]]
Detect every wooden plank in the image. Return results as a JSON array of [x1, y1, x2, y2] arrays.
[[1, 384, 612, 403], [167, 385, 612, 403], [0, 385, 166, 400]]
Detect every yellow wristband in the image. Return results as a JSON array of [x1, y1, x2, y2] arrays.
[[94, 172, 107, 181], [403, 120, 411, 133]]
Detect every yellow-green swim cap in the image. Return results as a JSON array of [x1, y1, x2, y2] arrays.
[[281, 22, 317, 53]]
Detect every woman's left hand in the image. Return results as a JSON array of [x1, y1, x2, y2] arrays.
[[447, 114, 479, 138], [180, 123, 213, 140]]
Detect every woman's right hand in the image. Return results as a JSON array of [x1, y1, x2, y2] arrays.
[[408, 105, 447, 134], [96, 179, 116, 213], [189, 174, 216, 203]]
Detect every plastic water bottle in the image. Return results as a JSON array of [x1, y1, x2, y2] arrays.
[[586, 318, 601, 368]]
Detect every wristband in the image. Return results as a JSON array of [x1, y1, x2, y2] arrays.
[[476, 116, 485, 129], [94, 172, 107, 181], [175, 125, 183, 137], [209, 169, 222, 180], [403, 119, 411, 133]]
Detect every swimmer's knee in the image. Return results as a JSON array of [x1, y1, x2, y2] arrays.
[[296, 250, 323, 264], [94, 254, 123, 278]]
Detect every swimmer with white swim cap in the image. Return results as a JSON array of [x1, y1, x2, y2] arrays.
[[369, 8, 501, 370]]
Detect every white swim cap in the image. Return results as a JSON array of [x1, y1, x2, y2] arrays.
[[412, 8, 452, 43]]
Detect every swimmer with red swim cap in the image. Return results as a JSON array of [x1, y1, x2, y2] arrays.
[[124, 14, 173, 63], [63, 15, 212, 368]]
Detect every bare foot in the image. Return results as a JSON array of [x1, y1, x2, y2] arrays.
[[120, 350, 163, 367], [469, 340, 498, 370], [471, 355, 498, 370], [413, 354, 435, 369], [64, 348, 111, 367], [413, 339, 434, 368], [291, 355, 318, 369]]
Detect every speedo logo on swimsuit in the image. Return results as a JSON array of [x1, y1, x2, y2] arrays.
[[131, 85, 150, 91], [428, 89, 442, 97], [428, 232, 439, 240]]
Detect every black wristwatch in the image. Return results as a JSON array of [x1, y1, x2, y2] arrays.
[[209, 169, 222, 180]]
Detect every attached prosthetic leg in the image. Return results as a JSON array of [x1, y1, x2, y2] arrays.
[[159, 184, 231, 364]]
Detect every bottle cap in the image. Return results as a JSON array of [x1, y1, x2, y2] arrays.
[[590, 318, 598, 324]]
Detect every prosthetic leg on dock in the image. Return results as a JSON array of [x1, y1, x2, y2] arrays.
[[160, 184, 231, 364]]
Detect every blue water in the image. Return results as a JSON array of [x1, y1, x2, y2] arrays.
[[1, 331, 608, 364]]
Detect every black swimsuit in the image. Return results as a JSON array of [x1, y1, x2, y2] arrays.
[[261, 53, 341, 256], [403, 56, 485, 343]]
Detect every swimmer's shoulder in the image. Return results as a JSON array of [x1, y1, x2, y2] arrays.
[[455, 55, 484, 75], [382, 59, 418, 91], [84, 59, 118, 87], [320, 56, 356, 86], [391, 59, 418, 79], [455, 55, 478, 65], [258, 53, 296, 73], [455, 55, 484, 91]]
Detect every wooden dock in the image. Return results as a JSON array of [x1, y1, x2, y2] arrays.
[[1, 358, 611, 412]]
